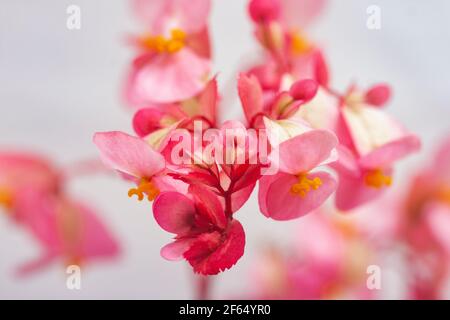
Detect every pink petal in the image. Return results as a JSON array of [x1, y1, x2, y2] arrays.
[[258, 174, 281, 216], [280, 0, 328, 29], [424, 203, 450, 255], [329, 145, 360, 177], [161, 239, 194, 261], [125, 49, 210, 105], [184, 219, 245, 275], [264, 172, 337, 220], [75, 202, 120, 259], [274, 129, 338, 174], [359, 134, 421, 169], [238, 73, 264, 124], [335, 172, 386, 211], [14, 189, 61, 250], [198, 77, 218, 125], [93, 131, 165, 178], [153, 192, 195, 234], [132, 0, 211, 34]]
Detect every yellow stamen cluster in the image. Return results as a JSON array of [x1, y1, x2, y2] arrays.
[[141, 29, 186, 54], [291, 31, 311, 55], [0, 187, 13, 209], [364, 169, 392, 189], [128, 179, 160, 202], [290, 174, 322, 198]]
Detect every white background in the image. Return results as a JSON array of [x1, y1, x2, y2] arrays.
[[0, 0, 449, 299]]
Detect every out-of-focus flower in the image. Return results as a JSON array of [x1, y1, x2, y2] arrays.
[[398, 136, 450, 299], [332, 84, 421, 211], [258, 130, 338, 220], [0, 152, 119, 275], [246, 0, 329, 95], [247, 211, 376, 299], [125, 0, 212, 106], [153, 185, 245, 275]]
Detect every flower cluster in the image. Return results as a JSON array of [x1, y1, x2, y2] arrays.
[[94, 0, 420, 275]]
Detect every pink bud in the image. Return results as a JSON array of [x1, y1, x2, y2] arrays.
[[365, 84, 392, 106], [289, 79, 319, 102], [248, 0, 281, 23]]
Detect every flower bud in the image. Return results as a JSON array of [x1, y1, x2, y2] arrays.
[[365, 84, 391, 107], [289, 79, 319, 102], [248, 0, 281, 23]]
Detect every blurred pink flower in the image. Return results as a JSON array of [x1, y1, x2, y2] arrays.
[[333, 85, 421, 211], [247, 211, 375, 299], [125, 0, 212, 106], [246, 0, 329, 96], [0, 152, 119, 275]]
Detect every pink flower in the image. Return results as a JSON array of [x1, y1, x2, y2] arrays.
[[333, 85, 421, 211], [0, 152, 119, 275], [125, 0, 212, 106], [258, 130, 338, 220], [93, 131, 185, 202], [153, 185, 245, 275], [246, 0, 330, 94]]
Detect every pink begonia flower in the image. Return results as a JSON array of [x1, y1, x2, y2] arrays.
[[0, 152, 119, 275], [93, 131, 185, 202], [132, 77, 218, 138], [246, 0, 330, 95], [13, 189, 119, 275], [258, 130, 338, 220], [153, 185, 245, 275], [332, 85, 421, 211], [247, 211, 375, 299], [125, 0, 212, 106]]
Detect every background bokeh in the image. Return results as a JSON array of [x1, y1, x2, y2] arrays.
[[1, 0, 449, 299]]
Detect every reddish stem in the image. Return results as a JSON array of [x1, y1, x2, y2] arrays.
[[196, 275, 211, 300]]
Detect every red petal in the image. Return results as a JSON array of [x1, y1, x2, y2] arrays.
[[184, 220, 246, 275]]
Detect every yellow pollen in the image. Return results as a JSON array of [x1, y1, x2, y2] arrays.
[[290, 174, 322, 198], [128, 179, 160, 202], [291, 31, 311, 55], [364, 169, 392, 189], [0, 187, 13, 209], [141, 28, 186, 54]]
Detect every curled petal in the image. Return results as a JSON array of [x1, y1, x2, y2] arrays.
[[184, 220, 246, 275]]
